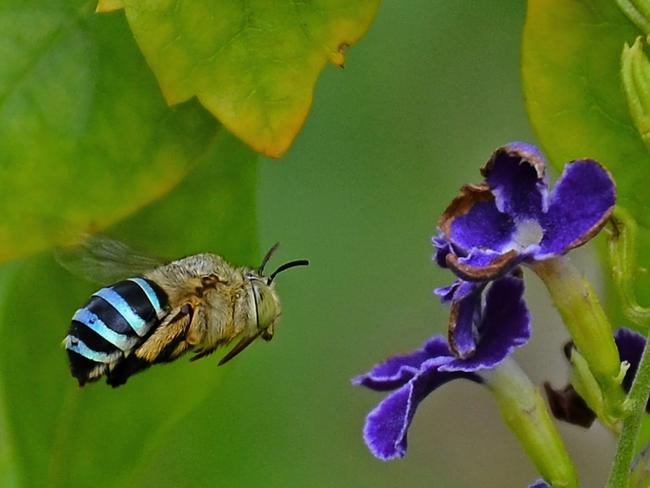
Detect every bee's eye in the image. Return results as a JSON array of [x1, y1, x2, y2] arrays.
[[252, 284, 280, 330]]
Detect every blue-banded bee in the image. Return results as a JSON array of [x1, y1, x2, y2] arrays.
[[59, 237, 308, 387]]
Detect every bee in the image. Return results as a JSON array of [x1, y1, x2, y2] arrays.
[[59, 236, 308, 387]]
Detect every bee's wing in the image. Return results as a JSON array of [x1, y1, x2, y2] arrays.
[[55, 234, 168, 284]]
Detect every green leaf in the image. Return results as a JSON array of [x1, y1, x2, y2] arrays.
[[522, 0, 650, 313], [0, 131, 257, 487], [0, 1, 219, 263], [107, 0, 380, 157]]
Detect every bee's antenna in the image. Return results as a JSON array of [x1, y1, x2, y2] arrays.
[[258, 242, 280, 274], [268, 260, 309, 284]]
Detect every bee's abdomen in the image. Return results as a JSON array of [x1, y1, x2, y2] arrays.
[[64, 278, 168, 386]]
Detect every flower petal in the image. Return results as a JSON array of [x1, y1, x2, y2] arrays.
[[435, 279, 479, 304], [441, 276, 530, 372], [446, 248, 521, 281], [352, 337, 452, 391], [528, 480, 551, 488], [615, 327, 646, 393], [362, 360, 480, 460], [444, 196, 516, 254], [448, 282, 484, 358], [434, 282, 457, 303], [432, 234, 451, 269], [482, 142, 548, 220], [537, 160, 615, 257]]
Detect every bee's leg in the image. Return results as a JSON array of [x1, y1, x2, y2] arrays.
[[135, 304, 193, 363], [186, 306, 220, 361], [187, 304, 237, 361], [186, 305, 207, 346], [166, 340, 191, 360], [156, 305, 208, 362]]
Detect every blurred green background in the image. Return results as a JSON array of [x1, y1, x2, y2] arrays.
[[0, 1, 616, 487]]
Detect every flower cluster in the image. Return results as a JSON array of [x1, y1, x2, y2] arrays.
[[435, 143, 614, 359], [354, 142, 620, 485]]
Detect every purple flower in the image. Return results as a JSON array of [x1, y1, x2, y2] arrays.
[[353, 275, 530, 460], [434, 278, 486, 358], [435, 142, 616, 281], [528, 480, 551, 488], [434, 269, 524, 358], [615, 327, 646, 399]]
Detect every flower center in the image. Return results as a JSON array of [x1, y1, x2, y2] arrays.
[[511, 219, 543, 251]]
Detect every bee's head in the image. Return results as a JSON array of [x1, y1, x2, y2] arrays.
[[218, 244, 308, 366], [247, 243, 309, 340]]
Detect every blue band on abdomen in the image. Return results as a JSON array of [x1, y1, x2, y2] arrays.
[[63, 335, 119, 364], [72, 308, 137, 351], [93, 287, 149, 336], [128, 278, 165, 318]]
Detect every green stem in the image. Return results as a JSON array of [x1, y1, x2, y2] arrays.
[[485, 358, 578, 488], [629, 444, 650, 487], [532, 257, 625, 419], [607, 331, 650, 488]]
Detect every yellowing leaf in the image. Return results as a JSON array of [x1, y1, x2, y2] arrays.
[[117, 0, 380, 157], [96, 0, 124, 13]]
